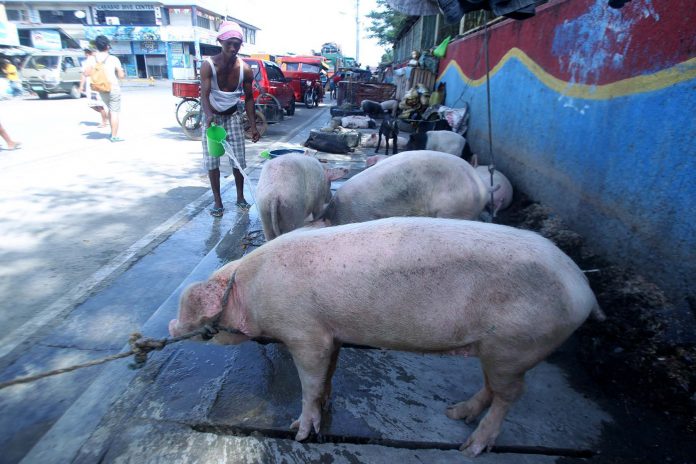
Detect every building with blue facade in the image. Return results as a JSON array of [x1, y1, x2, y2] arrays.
[[1, 0, 260, 79]]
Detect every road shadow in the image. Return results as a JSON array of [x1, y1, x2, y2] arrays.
[[84, 131, 110, 140], [157, 126, 197, 141]]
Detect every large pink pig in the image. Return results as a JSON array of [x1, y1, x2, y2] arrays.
[[322, 150, 489, 225], [476, 166, 514, 214], [170, 217, 603, 456], [470, 155, 514, 214], [256, 153, 347, 240]]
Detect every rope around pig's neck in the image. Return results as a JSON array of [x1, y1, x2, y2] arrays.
[[0, 272, 243, 390], [209, 270, 244, 337]]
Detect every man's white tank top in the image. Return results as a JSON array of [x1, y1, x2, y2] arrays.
[[207, 57, 244, 112]]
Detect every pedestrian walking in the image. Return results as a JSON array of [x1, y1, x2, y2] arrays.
[[82, 35, 125, 142], [0, 120, 21, 150], [200, 21, 260, 218], [79, 49, 108, 128], [331, 72, 343, 100], [1, 59, 22, 97]]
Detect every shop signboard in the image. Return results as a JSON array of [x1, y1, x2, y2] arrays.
[[198, 29, 217, 46], [0, 22, 20, 46], [109, 41, 132, 54], [162, 26, 194, 42], [170, 42, 184, 54], [30, 30, 62, 50], [93, 4, 155, 10], [84, 26, 161, 41], [132, 40, 166, 54]]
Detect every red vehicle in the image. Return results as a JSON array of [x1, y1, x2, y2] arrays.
[[242, 58, 296, 116], [279, 55, 326, 108], [171, 58, 296, 140]]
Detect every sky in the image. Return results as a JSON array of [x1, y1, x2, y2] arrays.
[[212, 0, 388, 68]]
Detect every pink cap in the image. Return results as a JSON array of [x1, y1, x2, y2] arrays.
[[217, 21, 243, 42]]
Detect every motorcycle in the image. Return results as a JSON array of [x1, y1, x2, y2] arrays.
[[278, 56, 327, 110], [302, 78, 322, 108]]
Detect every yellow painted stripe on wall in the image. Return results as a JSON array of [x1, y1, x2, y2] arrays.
[[438, 47, 696, 99]]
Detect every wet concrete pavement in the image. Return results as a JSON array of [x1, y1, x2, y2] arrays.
[[4, 108, 613, 463]]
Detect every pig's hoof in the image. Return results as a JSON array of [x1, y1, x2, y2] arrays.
[[290, 417, 315, 442], [291, 419, 310, 441], [294, 429, 310, 442], [446, 401, 480, 423], [460, 438, 487, 457], [460, 431, 495, 457]]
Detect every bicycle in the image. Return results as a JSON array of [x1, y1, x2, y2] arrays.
[[180, 105, 268, 142], [173, 80, 275, 142], [175, 97, 200, 127]]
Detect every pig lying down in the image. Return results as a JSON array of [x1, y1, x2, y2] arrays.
[[322, 150, 489, 225], [170, 217, 603, 456], [359, 132, 409, 149], [256, 153, 347, 240], [405, 130, 468, 158]]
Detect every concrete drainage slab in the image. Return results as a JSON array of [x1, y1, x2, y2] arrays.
[[71, 339, 609, 462]]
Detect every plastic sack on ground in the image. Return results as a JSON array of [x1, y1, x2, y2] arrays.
[[437, 103, 470, 135], [304, 129, 360, 154]]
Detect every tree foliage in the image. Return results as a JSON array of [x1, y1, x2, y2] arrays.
[[366, 0, 409, 48]]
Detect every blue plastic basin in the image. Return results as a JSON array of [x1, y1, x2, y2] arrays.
[[269, 148, 305, 158]]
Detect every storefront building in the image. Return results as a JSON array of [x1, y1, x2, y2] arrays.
[[3, 1, 259, 79]]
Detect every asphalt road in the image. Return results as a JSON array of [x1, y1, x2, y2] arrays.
[[0, 81, 323, 352]]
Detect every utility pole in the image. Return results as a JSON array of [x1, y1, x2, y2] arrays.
[[355, 0, 360, 65]]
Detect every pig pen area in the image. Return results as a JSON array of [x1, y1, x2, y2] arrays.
[[337, 135, 696, 461], [351, 118, 696, 460], [23, 126, 695, 463], [492, 194, 696, 463], [290, 138, 696, 462]]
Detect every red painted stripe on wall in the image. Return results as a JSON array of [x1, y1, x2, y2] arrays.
[[443, 0, 695, 86]]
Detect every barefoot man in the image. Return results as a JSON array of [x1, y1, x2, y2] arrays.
[[200, 21, 260, 217]]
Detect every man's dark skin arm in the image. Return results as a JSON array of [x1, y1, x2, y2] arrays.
[[242, 63, 260, 143], [200, 60, 214, 129]]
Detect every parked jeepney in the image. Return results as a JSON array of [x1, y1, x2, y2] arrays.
[[279, 55, 327, 108]]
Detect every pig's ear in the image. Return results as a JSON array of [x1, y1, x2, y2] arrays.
[[470, 154, 479, 168], [182, 281, 224, 321], [324, 167, 349, 182]]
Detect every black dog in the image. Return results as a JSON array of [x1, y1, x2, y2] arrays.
[[375, 115, 399, 155]]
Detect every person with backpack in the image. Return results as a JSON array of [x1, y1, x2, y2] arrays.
[[79, 49, 108, 128], [83, 35, 125, 142]]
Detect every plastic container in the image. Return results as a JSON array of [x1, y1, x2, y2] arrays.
[[269, 148, 305, 159], [206, 124, 227, 157], [172, 80, 200, 98]]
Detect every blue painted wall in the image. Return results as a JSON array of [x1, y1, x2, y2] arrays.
[[438, 0, 695, 304]]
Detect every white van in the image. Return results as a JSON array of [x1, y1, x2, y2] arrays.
[[21, 50, 85, 99]]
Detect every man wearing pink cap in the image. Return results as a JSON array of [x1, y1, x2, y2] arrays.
[[201, 21, 260, 217]]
